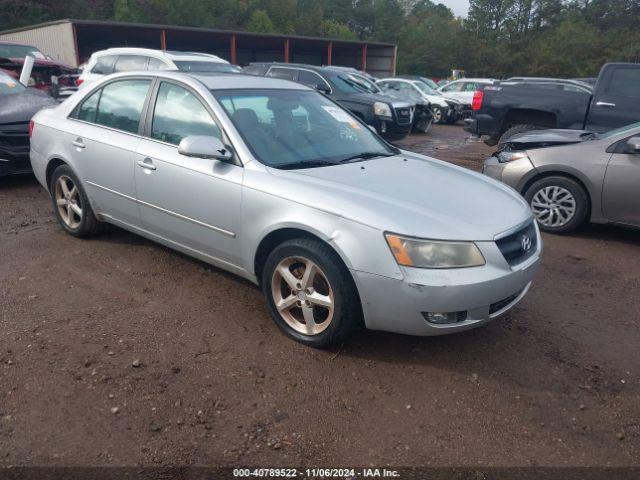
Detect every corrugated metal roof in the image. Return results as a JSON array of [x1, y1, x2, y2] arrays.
[[0, 19, 395, 47]]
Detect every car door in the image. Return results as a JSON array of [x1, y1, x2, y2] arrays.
[[438, 81, 464, 102], [602, 137, 640, 226], [134, 80, 243, 267], [67, 78, 152, 226], [587, 65, 640, 132]]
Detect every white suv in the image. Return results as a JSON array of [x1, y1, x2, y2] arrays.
[[77, 48, 239, 87]]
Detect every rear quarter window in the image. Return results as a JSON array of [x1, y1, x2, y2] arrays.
[[91, 55, 117, 75]]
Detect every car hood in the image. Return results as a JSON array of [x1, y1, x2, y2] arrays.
[[267, 153, 531, 241], [501, 129, 590, 150], [0, 56, 75, 71], [0, 89, 57, 123], [345, 91, 410, 107]]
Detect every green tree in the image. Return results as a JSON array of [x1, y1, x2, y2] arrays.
[[246, 9, 275, 32]]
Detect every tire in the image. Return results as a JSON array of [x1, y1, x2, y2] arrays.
[[49, 164, 103, 237], [261, 237, 361, 348], [414, 115, 433, 134], [524, 176, 589, 234], [431, 106, 445, 124], [499, 124, 539, 146]]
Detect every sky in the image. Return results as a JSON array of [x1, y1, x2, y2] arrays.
[[441, 0, 470, 17]]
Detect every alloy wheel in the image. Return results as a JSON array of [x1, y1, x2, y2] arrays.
[[54, 175, 83, 229], [271, 256, 334, 336], [432, 107, 442, 123], [530, 185, 576, 228]]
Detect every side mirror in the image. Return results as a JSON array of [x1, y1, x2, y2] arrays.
[[624, 136, 640, 154], [178, 135, 233, 162], [315, 83, 331, 95]]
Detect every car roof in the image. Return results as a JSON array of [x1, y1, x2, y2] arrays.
[[249, 62, 338, 74], [101, 70, 311, 91], [92, 48, 228, 64], [449, 78, 495, 82]]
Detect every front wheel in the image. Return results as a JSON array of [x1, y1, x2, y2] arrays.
[[262, 238, 361, 347], [414, 115, 433, 134], [50, 164, 103, 237], [524, 176, 589, 234], [431, 106, 444, 124]]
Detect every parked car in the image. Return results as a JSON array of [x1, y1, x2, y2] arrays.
[[465, 63, 640, 145], [378, 77, 463, 125], [243, 62, 413, 141], [504, 77, 593, 93], [77, 48, 235, 87], [0, 71, 57, 176], [0, 41, 78, 98], [30, 71, 541, 347], [397, 75, 440, 91], [483, 123, 640, 233], [437, 78, 496, 105], [372, 79, 433, 133]]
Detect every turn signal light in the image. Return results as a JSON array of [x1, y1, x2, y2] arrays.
[[471, 90, 484, 111], [28, 120, 35, 138]]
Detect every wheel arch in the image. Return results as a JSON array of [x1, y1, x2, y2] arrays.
[[253, 226, 354, 286], [45, 156, 72, 191], [501, 109, 557, 134], [519, 168, 594, 220]]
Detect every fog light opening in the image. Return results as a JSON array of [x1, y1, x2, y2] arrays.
[[422, 311, 467, 325]]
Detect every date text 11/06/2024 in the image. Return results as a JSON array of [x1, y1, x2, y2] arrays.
[[233, 468, 401, 478]]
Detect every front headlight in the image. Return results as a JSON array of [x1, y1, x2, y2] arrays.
[[385, 234, 486, 268], [374, 102, 392, 117], [497, 151, 529, 163]]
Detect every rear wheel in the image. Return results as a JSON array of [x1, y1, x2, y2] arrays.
[[50, 164, 102, 237], [262, 238, 360, 348], [524, 176, 589, 234]]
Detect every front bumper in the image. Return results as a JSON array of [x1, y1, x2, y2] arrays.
[[0, 123, 31, 176], [352, 233, 541, 336], [482, 154, 536, 191]]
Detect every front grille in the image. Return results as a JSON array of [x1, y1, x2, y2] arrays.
[[489, 289, 524, 315], [495, 220, 537, 266], [394, 106, 412, 125]]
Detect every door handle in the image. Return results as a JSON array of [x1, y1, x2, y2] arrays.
[[71, 138, 85, 149], [137, 158, 157, 171], [596, 101, 616, 108]]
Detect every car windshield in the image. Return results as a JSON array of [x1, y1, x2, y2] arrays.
[[0, 44, 44, 59], [596, 121, 640, 140], [214, 89, 396, 169], [346, 74, 381, 94], [0, 73, 25, 95], [330, 74, 369, 94], [421, 78, 439, 90], [174, 61, 240, 73], [414, 81, 439, 95]]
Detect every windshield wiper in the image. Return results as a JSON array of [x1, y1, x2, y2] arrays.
[[276, 160, 338, 170], [338, 152, 395, 164]]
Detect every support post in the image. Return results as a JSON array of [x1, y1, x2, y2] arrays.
[[361, 44, 367, 71], [284, 38, 290, 63], [391, 45, 397, 76], [326, 41, 333, 65], [160, 29, 167, 50], [230, 34, 237, 65]]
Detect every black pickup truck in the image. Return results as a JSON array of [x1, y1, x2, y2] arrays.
[[464, 63, 640, 145]]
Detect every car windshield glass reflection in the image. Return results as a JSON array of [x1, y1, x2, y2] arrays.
[[214, 89, 396, 169]]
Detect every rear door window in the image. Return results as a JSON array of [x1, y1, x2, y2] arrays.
[[148, 58, 169, 70], [95, 79, 151, 134], [91, 55, 117, 75], [113, 55, 149, 73]]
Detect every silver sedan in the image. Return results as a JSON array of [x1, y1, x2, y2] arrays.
[[30, 71, 541, 347], [483, 125, 640, 233]]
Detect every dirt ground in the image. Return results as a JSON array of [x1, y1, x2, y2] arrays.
[[1, 124, 639, 468]]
